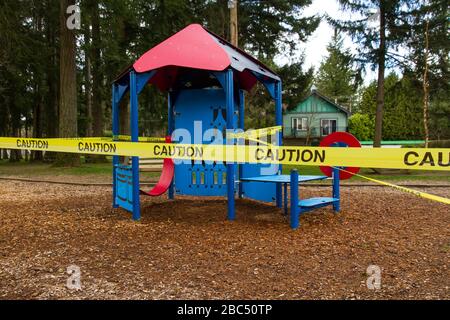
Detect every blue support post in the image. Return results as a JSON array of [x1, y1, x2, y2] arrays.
[[117, 84, 129, 103], [238, 89, 245, 198], [136, 71, 155, 95], [290, 169, 299, 229], [168, 91, 175, 200], [225, 69, 235, 220], [333, 167, 340, 212], [283, 182, 288, 215], [112, 84, 119, 208], [275, 81, 283, 208], [130, 71, 140, 221]]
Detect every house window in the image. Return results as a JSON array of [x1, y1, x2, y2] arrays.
[[292, 117, 308, 131], [321, 119, 337, 136]]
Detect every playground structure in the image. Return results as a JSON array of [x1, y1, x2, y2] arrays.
[[111, 24, 344, 229]]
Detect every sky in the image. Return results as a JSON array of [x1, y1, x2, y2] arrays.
[[275, 0, 378, 84]]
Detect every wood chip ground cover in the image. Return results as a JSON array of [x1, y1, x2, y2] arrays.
[[0, 181, 448, 299]]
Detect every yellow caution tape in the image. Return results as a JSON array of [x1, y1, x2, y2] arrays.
[[227, 126, 282, 139], [1, 137, 449, 171], [48, 136, 166, 142], [337, 167, 450, 205], [113, 135, 166, 142]]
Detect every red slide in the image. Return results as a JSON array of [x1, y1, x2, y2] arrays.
[[140, 136, 174, 197]]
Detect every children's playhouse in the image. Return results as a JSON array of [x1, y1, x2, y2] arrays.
[[111, 24, 342, 229]]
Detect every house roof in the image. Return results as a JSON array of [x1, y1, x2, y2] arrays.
[[115, 24, 280, 91], [314, 90, 350, 115], [296, 89, 350, 115]]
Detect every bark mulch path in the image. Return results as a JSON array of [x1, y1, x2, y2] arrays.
[[0, 181, 448, 299]]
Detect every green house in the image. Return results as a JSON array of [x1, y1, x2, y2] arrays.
[[283, 88, 350, 139]]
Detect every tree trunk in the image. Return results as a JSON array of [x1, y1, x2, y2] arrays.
[[32, 8, 44, 161], [46, 22, 58, 139], [83, 5, 93, 137], [373, 3, 386, 148], [85, 55, 93, 137], [9, 82, 21, 162], [10, 128, 22, 162], [56, 0, 80, 166], [43, 22, 59, 162], [229, 0, 238, 47], [92, 2, 103, 137], [423, 21, 430, 148], [32, 81, 43, 161], [89, 1, 106, 162]]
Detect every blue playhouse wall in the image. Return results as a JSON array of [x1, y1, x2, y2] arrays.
[[115, 165, 134, 212], [173, 89, 237, 196], [240, 163, 278, 203], [172, 88, 278, 203]]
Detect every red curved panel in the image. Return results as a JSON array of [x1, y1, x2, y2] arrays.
[[319, 132, 361, 180], [133, 24, 230, 73], [319, 131, 361, 148], [140, 136, 174, 197]]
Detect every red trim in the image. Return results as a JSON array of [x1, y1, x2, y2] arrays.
[[319, 132, 361, 180], [140, 136, 174, 197]]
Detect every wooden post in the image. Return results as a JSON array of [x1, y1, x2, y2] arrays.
[[229, 0, 238, 47]]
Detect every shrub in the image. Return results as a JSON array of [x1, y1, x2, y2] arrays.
[[348, 113, 374, 141]]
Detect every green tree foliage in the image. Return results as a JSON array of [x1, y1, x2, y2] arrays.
[[358, 73, 424, 140], [245, 55, 315, 129], [238, 0, 320, 59], [0, 0, 319, 161], [428, 89, 450, 140], [352, 0, 450, 142], [0, 0, 60, 161], [401, 0, 448, 89], [278, 57, 314, 111], [88, 0, 320, 136], [330, 0, 416, 147], [2, 0, 448, 162], [315, 31, 360, 108], [401, 0, 450, 142], [348, 113, 374, 141]]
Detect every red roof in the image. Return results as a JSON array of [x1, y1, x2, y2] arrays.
[[116, 24, 279, 91], [134, 24, 230, 73]]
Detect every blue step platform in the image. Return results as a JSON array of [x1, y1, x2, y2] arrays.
[[299, 197, 339, 212], [289, 167, 340, 229]]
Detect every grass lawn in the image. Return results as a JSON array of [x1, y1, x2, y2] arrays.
[[0, 157, 160, 180], [0, 157, 113, 177], [282, 165, 450, 183], [0, 158, 448, 183]]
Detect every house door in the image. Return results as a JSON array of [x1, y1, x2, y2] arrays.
[[321, 119, 337, 136]]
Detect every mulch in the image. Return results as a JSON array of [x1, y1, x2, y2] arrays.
[[0, 181, 448, 299]]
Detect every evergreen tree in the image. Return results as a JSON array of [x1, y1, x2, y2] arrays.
[[238, 0, 320, 59], [402, 0, 450, 142], [278, 57, 315, 111], [315, 31, 360, 108], [329, 0, 414, 147], [358, 73, 424, 140], [56, 0, 80, 166], [0, 0, 320, 157]]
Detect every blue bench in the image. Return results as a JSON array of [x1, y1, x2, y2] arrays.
[[240, 168, 340, 229]]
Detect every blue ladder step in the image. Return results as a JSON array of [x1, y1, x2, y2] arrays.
[[299, 197, 339, 208]]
